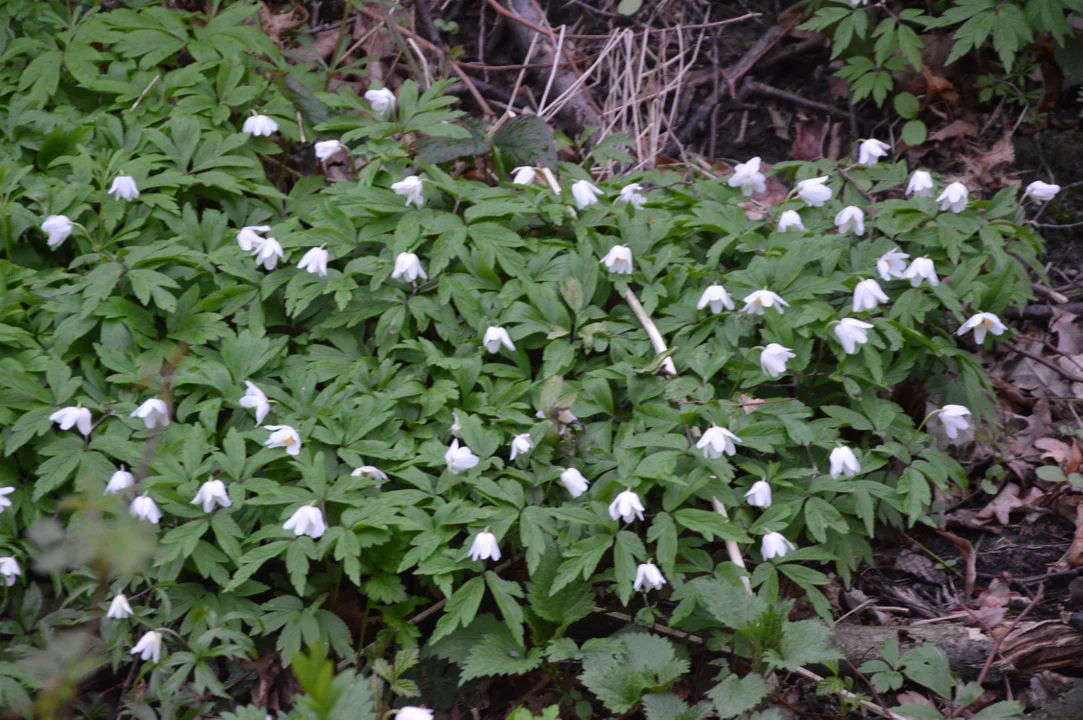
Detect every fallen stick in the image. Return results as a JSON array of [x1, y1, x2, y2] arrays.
[[977, 584, 1044, 685], [741, 79, 851, 120]]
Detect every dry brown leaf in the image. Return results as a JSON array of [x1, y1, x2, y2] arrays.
[[928, 119, 976, 143], [1036, 437, 1074, 465], [896, 691, 937, 709], [921, 65, 958, 104], [739, 394, 765, 414], [959, 134, 1017, 192], [937, 530, 976, 596], [895, 550, 949, 584], [1050, 309, 1082, 354], [258, 4, 309, 49], [790, 116, 826, 161], [1057, 503, 1083, 568], [975, 483, 1045, 525]]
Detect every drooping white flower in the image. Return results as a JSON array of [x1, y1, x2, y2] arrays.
[[283, 504, 326, 538], [365, 87, 396, 115], [742, 289, 789, 316], [511, 166, 536, 185], [609, 489, 645, 523], [242, 114, 278, 137], [445, 439, 479, 475], [191, 479, 231, 513], [696, 426, 742, 459], [395, 708, 433, 720], [936, 182, 968, 213], [728, 157, 767, 196], [41, 215, 74, 249], [509, 433, 533, 460], [105, 468, 135, 495], [351, 465, 388, 481], [253, 237, 284, 271], [618, 183, 648, 209], [556, 409, 578, 424], [391, 252, 427, 282], [796, 176, 833, 207], [835, 318, 875, 355], [697, 285, 734, 314], [857, 138, 891, 166], [483, 326, 515, 353], [392, 175, 425, 208], [600, 245, 634, 275], [876, 248, 910, 281], [0, 557, 19, 586], [108, 175, 140, 201], [559, 468, 590, 498], [130, 630, 163, 663], [777, 210, 805, 232], [906, 170, 935, 198], [130, 398, 169, 430], [744, 480, 772, 508], [236, 225, 270, 252], [957, 312, 1006, 344], [633, 562, 666, 592], [314, 140, 343, 162], [265, 425, 302, 456], [853, 279, 889, 312], [129, 495, 162, 524], [450, 412, 462, 438], [468, 531, 501, 562], [903, 257, 939, 287], [761, 532, 795, 559], [829, 446, 861, 479], [50, 406, 93, 437], [240, 381, 271, 426], [834, 206, 865, 235], [107, 594, 133, 619], [0, 487, 12, 514], [938, 405, 972, 439], [760, 343, 796, 378], [297, 247, 329, 277], [571, 179, 604, 209], [1024, 180, 1060, 203]]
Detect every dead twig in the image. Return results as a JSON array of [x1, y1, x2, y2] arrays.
[[740, 79, 851, 120], [1006, 342, 1083, 383], [976, 584, 1044, 686]]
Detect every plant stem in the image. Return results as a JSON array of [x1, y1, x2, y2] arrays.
[[325, 1, 355, 91]]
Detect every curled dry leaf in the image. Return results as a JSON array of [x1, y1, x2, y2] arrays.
[[258, 4, 309, 49], [894, 549, 949, 585], [1050, 309, 1082, 355], [974, 483, 1045, 526], [739, 394, 765, 414], [1036, 437, 1074, 466], [937, 530, 976, 596]]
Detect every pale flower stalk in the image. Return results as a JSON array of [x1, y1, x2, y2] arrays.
[[236, 225, 270, 252], [509, 433, 533, 460], [600, 245, 634, 275], [468, 531, 501, 562], [392, 176, 424, 208], [877, 248, 909, 281], [131, 398, 169, 430], [906, 170, 934, 198], [609, 489, 645, 523], [571, 179, 603, 209], [105, 468, 135, 495], [853, 279, 889, 312], [107, 594, 133, 619], [265, 425, 302, 456], [130, 631, 163, 663], [482, 326, 515, 353], [314, 140, 343, 162], [618, 183, 648, 209], [795, 176, 833, 206], [936, 182, 969, 213], [697, 285, 735, 314], [445, 439, 479, 474], [283, 505, 327, 538], [560, 468, 590, 498], [834, 318, 874, 354], [108, 175, 139, 201], [857, 138, 891, 165], [297, 247, 329, 277], [253, 237, 284, 271], [41, 215, 74, 249], [365, 87, 396, 115], [938, 405, 972, 439], [761, 532, 795, 559], [760, 343, 795, 378], [511, 166, 536, 185], [129, 495, 162, 524], [1024, 180, 1060, 202], [829, 446, 861, 479], [242, 114, 278, 136], [50, 406, 93, 436], [191, 479, 231, 513], [696, 426, 742, 459], [240, 381, 271, 426], [0, 557, 19, 586], [391, 252, 427, 283], [777, 210, 804, 232], [742, 289, 789, 316], [834, 206, 865, 235], [744, 480, 772, 508], [728, 157, 767, 196], [633, 562, 666, 592], [957, 312, 1006, 344]]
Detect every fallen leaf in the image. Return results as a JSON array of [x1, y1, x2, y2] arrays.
[[740, 394, 765, 414], [259, 4, 309, 48], [896, 691, 937, 709], [928, 119, 977, 143], [975, 483, 1045, 525], [921, 65, 958, 104], [937, 530, 976, 596], [790, 116, 826, 161], [895, 550, 949, 584], [1057, 503, 1083, 568], [1050, 309, 1082, 354], [1036, 437, 1074, 465]]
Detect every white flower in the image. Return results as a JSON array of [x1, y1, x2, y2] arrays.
[[742, 289, 789, 316], [450, 412, 462, 438], [957, 312, 1006, 344], [1025, 180, 1060, 202], [744, 480, 772, 508], [834, 206, 865, 235], [105, 468, 135, 495], [609, 489, 645, 523], [556, 409, 578, 424], [829, 446, 861, 479], [365, 87, 396, 115], [130, 630, 163, 663], [834, 318, 874, 354], [903, 257, 939, 287], [559, 468, 590, 498], [253, 237, 284, 271], [129, 495, 162, 524], [243, 114, 278, 136], [0, 487, 12, 514], [50, 406, 93, 436], [696, 426, 742, 459], [697, 285, 735, 314], [240, 381, 271, 426], [265, 425, 302, 456], [483, 326, 515, 353], [936, 182, 968, 213], [906, 170, 935, 198], [571, 179, 603, 209], [853, 279, 889, 313], [296, 247, 330, 278], [857, 138, 891, 166], [760, 343, 796, 378], [728, 156, 767, 196], [445, 439, 479, 474], [351, 465, 388, 481], [938, 405, 972, 439], [236, 225, 270, 252], [392, 175, 425, 208], [283, 505, 326, 538], [107, 594, 133, 619], [108, 175, 139, 201], [796, 176, 833, 207], [314, 140, 343, 162], [0, 557, 19, 587], [633, 562, 666, 592], [509, 433, 533, 460], [877, 248, 910, 281], [600, 245, 634, 275], [391, 252, 427, 282], [468, 531, 501, 562], [618, 183, 648, 209], [777, 210, 804, 232], [850, 0, 869, 5], [41, 215, 73, 249], [191, 479, 231, 513], [130, 398, 169, 430], [511, 166, 536, 185], [761, 532, 795, 559], [395, 708, 433, 720]]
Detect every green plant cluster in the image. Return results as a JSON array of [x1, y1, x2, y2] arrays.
[[0, 0, 1044, 717]]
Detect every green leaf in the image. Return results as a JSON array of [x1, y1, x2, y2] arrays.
[[706, 673, 770, 719], [893, 92, 920, 119], [617, 0, 643, 14], [431, 576, 486, 644], [902, 119, 927, 146], [492, 115, 558, 169], [485, 571, 525, 646], [459, 628, 543, 683]]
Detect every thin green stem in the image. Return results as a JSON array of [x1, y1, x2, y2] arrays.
[[728, 345, 764, 398], [324, 2, 355, 91]]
